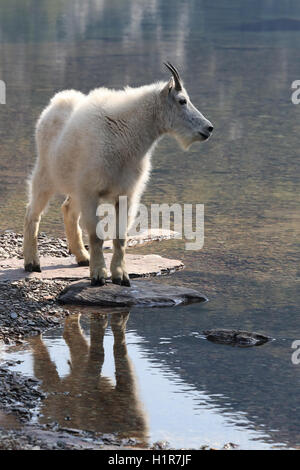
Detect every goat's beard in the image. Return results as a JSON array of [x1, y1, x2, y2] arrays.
[[173, 133, 200, 151]]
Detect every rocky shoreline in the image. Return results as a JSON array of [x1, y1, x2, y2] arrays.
[[0, 231, 217, 451], [0, 231, 248, 451], [0, 230, 185, 344]]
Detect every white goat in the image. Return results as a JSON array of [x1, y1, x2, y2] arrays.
[[23, 63, 213, 286]]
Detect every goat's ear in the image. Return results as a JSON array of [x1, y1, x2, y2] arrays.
[[161, 78, 174, 97]]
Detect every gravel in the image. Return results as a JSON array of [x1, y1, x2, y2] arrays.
[[0, 278, 71, 345], [0, 364, 46, 422], [0, 231, 70, 260], [0, 229, 76, 344]]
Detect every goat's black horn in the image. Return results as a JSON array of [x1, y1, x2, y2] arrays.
[[164, 62, 182, 91]]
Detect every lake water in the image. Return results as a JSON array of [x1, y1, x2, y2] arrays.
[[1, 0, 300, 449]]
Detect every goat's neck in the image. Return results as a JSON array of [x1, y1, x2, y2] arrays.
[[108, 90, 164, 159]]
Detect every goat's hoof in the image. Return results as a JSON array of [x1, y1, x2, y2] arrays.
[[91, 277, 106, 287], [24, 263, 41, 273], [121, 278, 131, 287], [112, 276, 131, 287], [78, 260, 90, 267]]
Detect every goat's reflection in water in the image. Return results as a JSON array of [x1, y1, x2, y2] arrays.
[[29, 312, 149, 446]]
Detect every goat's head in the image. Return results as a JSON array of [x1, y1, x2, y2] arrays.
[[160, 62, 213, 150]]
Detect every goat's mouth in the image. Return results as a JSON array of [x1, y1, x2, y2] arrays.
[[198, 131, 210, 141]]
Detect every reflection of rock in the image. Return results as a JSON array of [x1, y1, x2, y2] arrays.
[[203, 329, 271, 347], [59, 280, 208, 307]]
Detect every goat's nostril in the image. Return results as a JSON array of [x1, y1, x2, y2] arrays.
[[208, 126, 214, 133]]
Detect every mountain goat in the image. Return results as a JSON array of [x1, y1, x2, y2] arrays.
[[23, 63, 213, 286]]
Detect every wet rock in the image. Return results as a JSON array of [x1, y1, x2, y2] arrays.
[[58, 280, 208, 308], [203, 329, 271, 347], [223, 442, 239, 449], [0, 423, 144, 450], [152, 440, 170, 450]]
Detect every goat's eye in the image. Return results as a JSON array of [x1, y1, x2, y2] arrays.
[[179, 98, 187, 105]]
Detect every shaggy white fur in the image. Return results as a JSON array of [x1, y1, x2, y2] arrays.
[[23, 69, 213, 286]]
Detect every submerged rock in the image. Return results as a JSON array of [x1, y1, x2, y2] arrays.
[[203, 329, 271, 347], [58, 279, 208, 308]]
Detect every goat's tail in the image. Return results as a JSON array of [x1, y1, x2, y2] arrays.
[[35, 89, 85, 160], [48, 89, 85, 113]]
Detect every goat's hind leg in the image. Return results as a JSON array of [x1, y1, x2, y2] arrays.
[[23, 177, 53, 272], [61, 196, 90, 266]]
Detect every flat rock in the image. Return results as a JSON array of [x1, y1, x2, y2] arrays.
[[58, 279, 208, 307], [0, 254, 184, 282], [105, 229, 179, 249], [203, 329, 271, 347]]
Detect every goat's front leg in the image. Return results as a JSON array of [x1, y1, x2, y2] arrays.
[[89, 233, 107, 286], [110, 200, 130, 287], [111, 238, 130, 286], [80, 194, 107, 286]]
